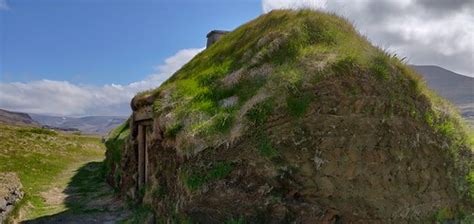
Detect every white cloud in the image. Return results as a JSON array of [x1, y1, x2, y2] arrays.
[[262, 0, 474, 77], [262, 0, 327, 12], [0, 0, 9, 10], [0, 47, 204, 116], [155, 48, 204, 76]]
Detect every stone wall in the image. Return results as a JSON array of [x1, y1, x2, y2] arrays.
[[0, 172, 23, 223]]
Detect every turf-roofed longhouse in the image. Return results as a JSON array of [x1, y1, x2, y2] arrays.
[[105, 10, 474, 223]]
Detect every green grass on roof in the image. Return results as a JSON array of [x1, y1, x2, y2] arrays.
[[120, 10, 472, 198]]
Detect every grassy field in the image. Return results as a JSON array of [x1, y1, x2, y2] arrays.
[[0, 123, 108, 221]]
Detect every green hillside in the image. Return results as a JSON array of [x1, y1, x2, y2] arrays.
[[0, 124, 106, 221]]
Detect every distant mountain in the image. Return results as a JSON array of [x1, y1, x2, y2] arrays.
[[412, 65, 473, 126], [0, 108, 40, 126], [30, 114, 127, 135], [412, 65, 473, 106]]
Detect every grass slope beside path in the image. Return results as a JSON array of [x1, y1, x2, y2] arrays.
[[0, 124, 123, 222]]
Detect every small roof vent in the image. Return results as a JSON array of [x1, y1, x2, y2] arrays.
[[206, 30, 230, 48]]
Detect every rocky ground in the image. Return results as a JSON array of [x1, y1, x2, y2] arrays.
[[0, 173, 23, 223]]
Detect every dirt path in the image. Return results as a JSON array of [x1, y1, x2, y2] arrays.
[[21, 161, 130, 224]]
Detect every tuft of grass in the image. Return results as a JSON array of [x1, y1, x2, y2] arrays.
[[121, 204, 154, 224], [153, 185, 167, 199], [208, 162, 233, 180], [183, 162, 233, 191], [184, 174, 207, 192], [190, 110, 236, 137], [226, 217, 246, 224], [152, 100, 162, 115], [258, 136, 279, 159], [286, 94, 312, 117], [246, 100, 274, 126], [370, 54, 390, 80], [164, 123, 184, 138], [467, 171, 474, 198], [433, 208, 454, 223], [301, 16, 338, 46], [137, 184, 148, 199], [211, 112, 235, 134], [331, 56, 357, 74]]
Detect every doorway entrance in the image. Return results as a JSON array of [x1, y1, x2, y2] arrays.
[[137, 122, 152, 190]]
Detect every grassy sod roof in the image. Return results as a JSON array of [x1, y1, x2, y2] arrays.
[[116, 9, 473, 200]]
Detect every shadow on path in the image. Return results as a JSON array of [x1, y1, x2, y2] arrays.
[[22, 161, 130, 224]]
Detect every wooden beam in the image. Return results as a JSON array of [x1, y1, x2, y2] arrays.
[[134, 106, 153, 122], [137, 124, 145, 190], [145, 125, 150, 186]]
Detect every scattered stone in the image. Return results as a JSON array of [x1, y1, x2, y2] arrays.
[[0, 172, 23, 223], [219, 96, 239, 108]]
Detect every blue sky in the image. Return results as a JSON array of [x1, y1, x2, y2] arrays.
[[0, 0, 472, 116], [1, 0, 261, 85]]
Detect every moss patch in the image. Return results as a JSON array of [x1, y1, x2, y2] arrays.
[[164, 122, 184, 138], [183, 161, 234, 191], [246, 99, 274, 126], [258, 136, 279, 159], [104, 120, 130, 179]]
